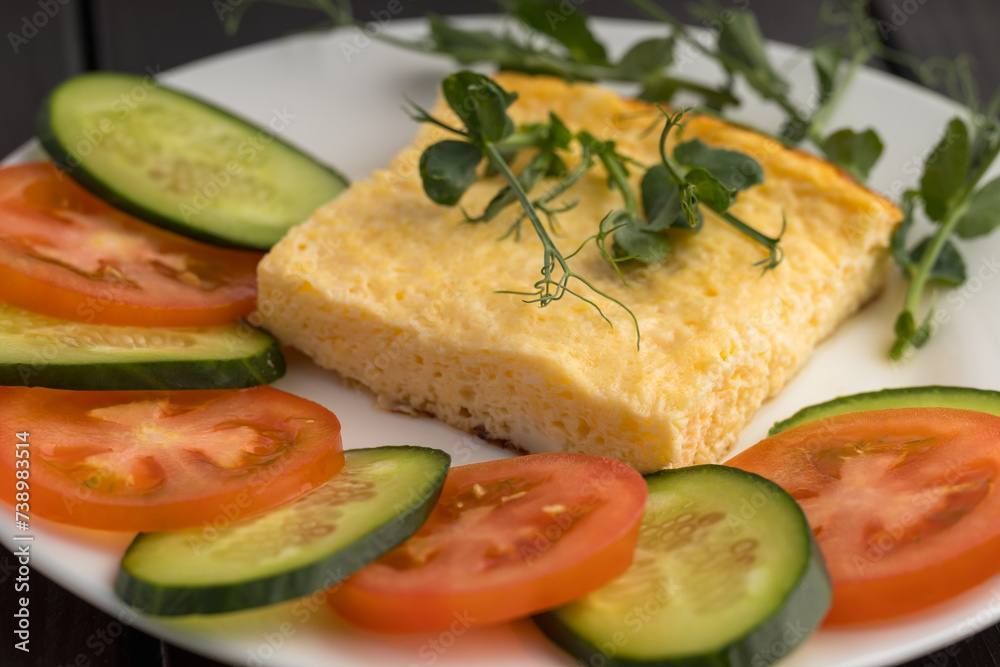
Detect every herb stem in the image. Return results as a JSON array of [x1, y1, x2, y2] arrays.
[[483, 142, 561, 271], [482, 141, 641, 347], [901, 202, 966, 316], [807, 49, 867, 144], [598, 152, 639, 212], [720, 211, 784, 267]]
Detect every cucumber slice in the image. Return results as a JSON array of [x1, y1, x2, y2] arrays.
[[37, 72, 348, 249], [0, 302, 284, 390], [769, 385, 1000, 436], [115, 446, 450, 616], [534, 465, 830, 667]]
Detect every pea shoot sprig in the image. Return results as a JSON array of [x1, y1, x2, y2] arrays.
[[889, 92, 1000, 360], [406, 71, 639, 344], [408, 71, 780, 349]]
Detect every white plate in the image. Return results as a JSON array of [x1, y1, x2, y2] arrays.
[[5, 15, 1000, 667]]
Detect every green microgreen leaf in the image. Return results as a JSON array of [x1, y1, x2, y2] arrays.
[[612, 230, 671, 264], [511, 0, 608, 65], [442, 71, 518, 143], [921, 117, 970, 221], [547, 112, 573, 149], [636, 78, 679, 104], [419, 140, 483, 206], [890, 310, 933, 361], [673, 138, 764, 192], [821, 127, 884, 182], [612, 211, 673, 264], [910, 236, 967, 286], [685, 167, 731, 214], [618, 37, 675, 77], [640, 164, 683, 231], [955, 176, 1000, 238]]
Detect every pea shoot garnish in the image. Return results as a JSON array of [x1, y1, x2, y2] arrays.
[[890, 92, 1000, 360], [407, 71, 779, 349]]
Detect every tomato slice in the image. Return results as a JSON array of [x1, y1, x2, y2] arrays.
[[727, 407, 1000, 625], [326, 452, 648, 633], [0, 386, 344, 531], [0, 162, 261, 327]]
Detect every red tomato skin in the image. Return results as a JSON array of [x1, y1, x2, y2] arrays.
[[728, 407, 1000, 625], [0, 162, 261, 327], [327, 453, 648, 633], [0, 386, 345, 531]]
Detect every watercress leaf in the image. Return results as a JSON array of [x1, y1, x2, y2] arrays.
[[512, 0, 608, 65], [955, 176, 1000, 238], [442, 71, 518, 143], [921, 117, 970, 222], [419, 140, 483, 206], [612, 214, 673, 264], [716, 10, 788, 95], [618, 37, 675, 77], [910, 235, 967, 286], [685, 167, 731, 213], [821, 128, 884, 182], [812, 44, 843, 105], [674, 139, 763, 192], [641, 164, 682, 230]]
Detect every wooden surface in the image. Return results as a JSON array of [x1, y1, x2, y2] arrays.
[[2, 1, 1000, 666]]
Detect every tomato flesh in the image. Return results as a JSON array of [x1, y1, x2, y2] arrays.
[[728, 407, 1000, 624], [327, 452, 648, 632], [0, 162, 261, 327], [0, 386, 344, 531]]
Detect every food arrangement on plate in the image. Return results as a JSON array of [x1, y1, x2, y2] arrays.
[[4, 2, 1000, 666]]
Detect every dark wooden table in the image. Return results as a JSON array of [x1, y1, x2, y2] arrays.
[[2, 1, 1000, 666]]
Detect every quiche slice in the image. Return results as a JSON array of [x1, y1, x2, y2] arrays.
[[257, 73, 901, 473]]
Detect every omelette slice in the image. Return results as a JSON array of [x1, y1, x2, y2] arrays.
[[257, 73, 901, 473]]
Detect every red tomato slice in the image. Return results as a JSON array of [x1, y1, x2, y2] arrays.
[[0, 162, 261, 327], [327, 452, 647, 633], [727, 407, 1000, 625], [0, 386, 344, 531]]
